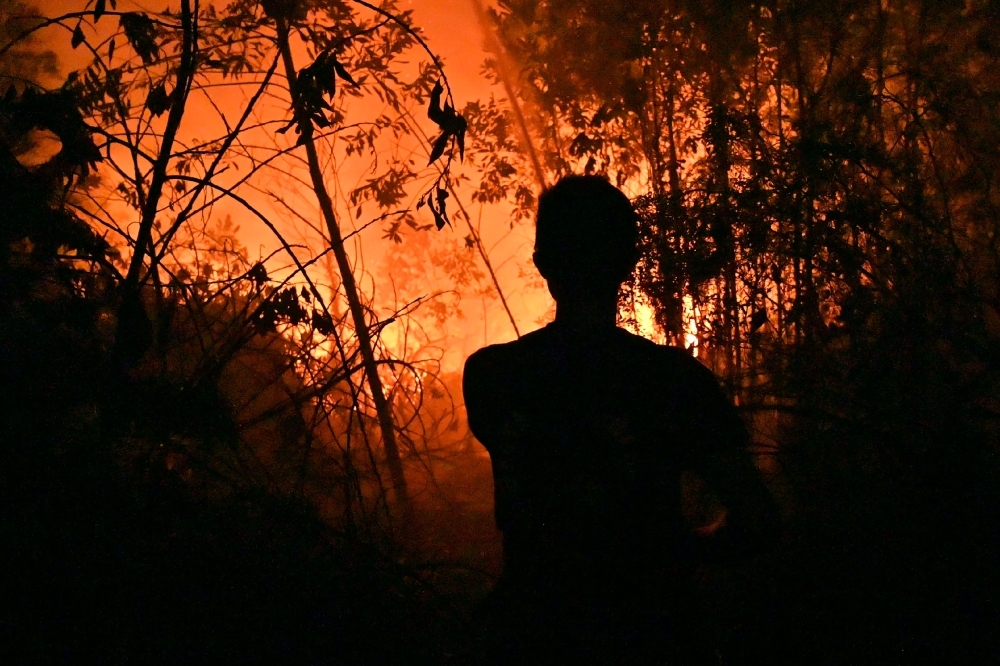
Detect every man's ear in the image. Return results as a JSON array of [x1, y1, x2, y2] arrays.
[[532, 250, 551, 280], [612, 246, 641, 283]]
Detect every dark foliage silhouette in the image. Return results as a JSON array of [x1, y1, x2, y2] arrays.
[[0, 1, 487, 662], [468, 1, 1000, 661]]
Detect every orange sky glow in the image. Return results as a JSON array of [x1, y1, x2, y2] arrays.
[[28, 0, 670, 371]]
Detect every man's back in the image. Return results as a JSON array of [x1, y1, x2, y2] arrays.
[[464, 321, 750, 661], [463, 175, 776, 662]]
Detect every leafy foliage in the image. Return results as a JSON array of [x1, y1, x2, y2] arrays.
[[0, 0, 486, 661], [479, 0, 1000, 659], [119, 12, 158, 64], [1, 85, 101, 177], [280, 48, 357, 142]]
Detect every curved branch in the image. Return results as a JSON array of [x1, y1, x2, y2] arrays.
[[148, 53, 281, 276], [347, 0, 453, 98], [0, 10, 179, 62]]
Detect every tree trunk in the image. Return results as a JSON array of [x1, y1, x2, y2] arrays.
[[125, 0, 197, 289], [708, 60, 740, 378], [276, 24, 410, 516]]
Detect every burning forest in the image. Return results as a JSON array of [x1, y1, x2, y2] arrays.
[[1, 0, 999, 662]]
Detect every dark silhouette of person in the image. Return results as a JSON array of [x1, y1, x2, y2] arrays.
[[463, 175, 779, 664]]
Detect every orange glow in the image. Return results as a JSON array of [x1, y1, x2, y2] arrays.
[[32, 0, 674, 377], [682, 294, 699, 357], [626, 296, 665, 344]]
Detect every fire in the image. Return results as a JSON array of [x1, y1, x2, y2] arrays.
[[629, 297, 664, 344], [682, 294, 699, 356], [626, 294, 699, 356]]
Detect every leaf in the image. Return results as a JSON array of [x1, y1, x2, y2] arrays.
[[71, 23, 85, 49], [428, 132, 449, 165], [289, 50, 344, 136], [425, 84, 467, 163], [108, 38, 115, 60], [94, 0, 106, 21], [380, 219, 403, 242], [273, 287, 307, 325], [261, 0, 306, 21], [120, 13, 158, 64], [432, 207, 446, 231], [312, 310, 334, 336], [333, 60, 358, 87], [146, 83, 171, 116], [441, 102, 467, 135], [428, 80, 445, 126], [248, 262, 269, 285], [434, 186, 449, 230], [254, 302, 278, 334]]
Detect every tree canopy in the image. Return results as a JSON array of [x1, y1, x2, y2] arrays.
[[476, 1, 1000, 657]]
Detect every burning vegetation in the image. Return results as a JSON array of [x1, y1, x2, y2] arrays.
[[1, 0, 999, 662]]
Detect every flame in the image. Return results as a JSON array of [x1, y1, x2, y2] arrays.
[[682, 294, 699, 357], [627, 295, 699, 356], [629, 298, 664, 344]]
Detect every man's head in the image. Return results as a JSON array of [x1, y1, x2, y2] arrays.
[[532, 175, 639, 302]]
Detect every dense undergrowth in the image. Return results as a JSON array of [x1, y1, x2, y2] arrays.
[[0, 136, 493, 664]]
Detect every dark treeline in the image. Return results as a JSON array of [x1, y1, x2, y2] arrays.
[[472, 0, 1000, 661]]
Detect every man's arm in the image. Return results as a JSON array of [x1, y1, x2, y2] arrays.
[[464, 346, 526, 537], [463, 347, 503, 451], [681, 358, 781, 551]]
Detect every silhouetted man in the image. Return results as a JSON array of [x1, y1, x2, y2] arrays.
[[463, 176, 779, 664]]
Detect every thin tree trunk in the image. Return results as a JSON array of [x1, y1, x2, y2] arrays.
[[114, 0, 198, 369], [450, 189, 521, 338], [774, 4, 790, 348], [125, 0, 197, 288], [377, 89, 522, 338], [792, 28, 819, 345], [664, 74, 687, 344], [664, 79, 683, 217], [708, 60, 740, 377], [276, 23, 409, 515], [471, 0, 547, 191]]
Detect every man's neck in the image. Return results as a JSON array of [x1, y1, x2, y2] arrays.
[[553, 297, 619, 333]]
